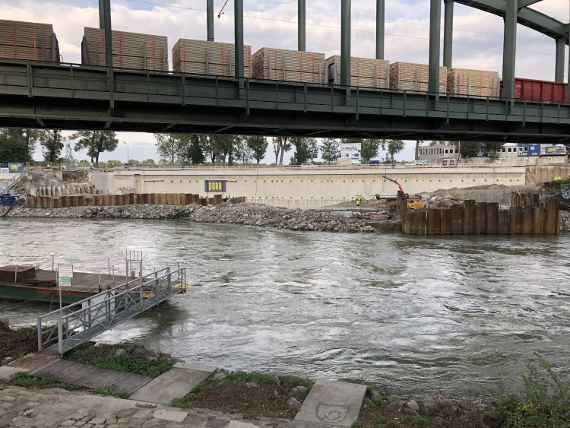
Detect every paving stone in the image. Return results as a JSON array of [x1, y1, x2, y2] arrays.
[[227, 421, 259, 428], [0, 366, 27, 381], [153, 409, 188, 423], [294, 380, 367, 427], [130, 367, 212, 405], [35, 360, 152, 396]]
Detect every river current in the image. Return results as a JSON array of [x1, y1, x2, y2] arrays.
[[1, 218, 569, 396]]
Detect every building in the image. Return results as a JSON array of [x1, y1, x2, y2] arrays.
[[416, 143, 459, 164], [339, 142, 361, 164], [496, 143, 528, 158]]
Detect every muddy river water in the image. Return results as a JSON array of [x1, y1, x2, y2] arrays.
[[1, 218, 569, 396]]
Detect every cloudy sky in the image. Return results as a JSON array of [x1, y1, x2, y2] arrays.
[[3, 0, 569, 162]]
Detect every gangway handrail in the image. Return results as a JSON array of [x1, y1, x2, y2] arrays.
[[37, 266, 172, 322], [37, 266, 187, 354], [57, 268, 175, 322]]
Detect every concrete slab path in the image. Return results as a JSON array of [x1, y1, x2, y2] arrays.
[[294, 380, 367, 427], [10, 352, 59, 372], [33, 359, 152, 396], [130, 366, 212, 405]]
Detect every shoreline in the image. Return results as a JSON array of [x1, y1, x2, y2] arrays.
[[5, 202, 570, 234], [4, 203, 401, 234]]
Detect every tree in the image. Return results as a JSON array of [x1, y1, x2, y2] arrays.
[[71, 130, 119, 167], [291, 137, 318, 165], [0, 129, 32, 163], [233, 137, 252, 164], [180, 134, 206, 165], [386, 139, 404, 163], [321, 139, 341, 164], [155, 134, 181, 165], [215, 135, 237, 165], [360, 139, 381, 164], [246, 136, 268, 164], [273, 136, 292, 165], [39, 130, 64, 164], [142, 159, 157, 167], [458, 141, 481, 158]]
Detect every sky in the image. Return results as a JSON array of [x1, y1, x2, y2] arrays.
[[3, 0, 569, 163]]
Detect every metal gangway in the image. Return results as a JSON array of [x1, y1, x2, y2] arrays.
[[37, 266, 189, 355]]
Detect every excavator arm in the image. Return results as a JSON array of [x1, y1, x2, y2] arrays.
[[381, 175, 405, 195]]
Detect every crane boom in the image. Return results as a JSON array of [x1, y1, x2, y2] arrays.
[[381, 175, 405, 194], [218, 0, 231, 18]]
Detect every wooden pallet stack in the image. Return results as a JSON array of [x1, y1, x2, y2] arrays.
[[0, 19, 59, 62], [82, 27, 168, 71], [323, 56, 390, 88], [172, 39, 252, 78], [390, 62, 448, 94], [448, 68, 500, 97], [253, 48, 324, 84]]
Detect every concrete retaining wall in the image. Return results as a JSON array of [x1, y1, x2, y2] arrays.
[[91, 166, 528, 209]]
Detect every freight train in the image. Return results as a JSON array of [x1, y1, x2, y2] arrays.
[[0, 19, 568, 104]]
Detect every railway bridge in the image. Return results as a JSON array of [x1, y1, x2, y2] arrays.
[[1, 0, 570, 141]]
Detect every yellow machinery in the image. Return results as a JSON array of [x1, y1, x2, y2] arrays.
[[381, 175, 426, 210]]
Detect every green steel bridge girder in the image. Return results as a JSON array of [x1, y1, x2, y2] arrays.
[[455, 0, 568, 41], [1, 61, 570, 142]]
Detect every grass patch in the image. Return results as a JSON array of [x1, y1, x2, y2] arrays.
[[495, 358, 570, 428], [0, 321, 37, 361], [11, 373, 128, 399], [172, 370, 314, 419], [64, 342, 175, 378]]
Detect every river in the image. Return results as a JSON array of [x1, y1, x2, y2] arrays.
[[1, 218, 570, 396]]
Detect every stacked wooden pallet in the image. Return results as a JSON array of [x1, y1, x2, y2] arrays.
[[0, 19, 59, 62], [323, 56, 390, 88], [448, 68, 500, 97], [390, 62, 448, 94], [253, 48, 324, 84], [82, 27, 168, 71], [172, 39, 252, 78]]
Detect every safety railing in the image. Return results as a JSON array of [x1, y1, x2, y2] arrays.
[[37, 266, 187, 354]]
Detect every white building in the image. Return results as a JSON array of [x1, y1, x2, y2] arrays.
[[339, 142, 362, 164], [416, 143, 459, 164], [496, 143, 528, 158]]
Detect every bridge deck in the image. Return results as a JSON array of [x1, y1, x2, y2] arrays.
[[1, 60, 570, 142]]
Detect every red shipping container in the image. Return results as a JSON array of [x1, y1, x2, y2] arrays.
[[514, 78, 567, 104]]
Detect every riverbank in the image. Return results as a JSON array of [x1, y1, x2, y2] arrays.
[[2, 321, 569, 428], [5, 203, 401, 233]]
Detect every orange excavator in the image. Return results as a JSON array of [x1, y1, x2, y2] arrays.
[[381, 175, 426, 209]]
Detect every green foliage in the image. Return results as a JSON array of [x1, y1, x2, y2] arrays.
[[0, 129, 32, 163], [172, 370, 313, 409], [65, 343, 175, 378], [321, 138, 341, 164], [386, 139, 404, 162], [71, 131, 119, 166], [459, 142, 480, 158], [141, 158, 157, 167], [246, 136, 268, 164], [497, 358, 570, 428], [188, 135, 206, 164], [11, 373, 84, 391], [291, 137, 318, 165], [273, 136, 292, 165], [360, 139, 381, 163], [155, 133, 182, 165], [103, 160, 123, 169], [39, 130, 64, 164]]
